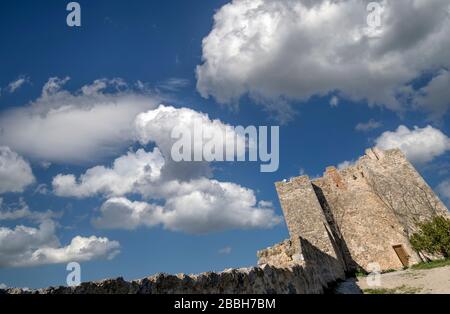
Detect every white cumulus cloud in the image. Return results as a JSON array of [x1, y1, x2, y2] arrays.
[[93, 178, 281, 234], [157, 178, 281, 234], [53, 148, 165, 198], [0, 147, 35, 194], [30, 235, 120, 265], [0, 219, 120, 268], [52, 104, 281, 234], [135, 104, 248, 180], [375, 125, 450, 163], [0, 77, 160, 163], [196, 0, 450, 121], [135, 104, 247, 160], [92, 197, 163, 230]]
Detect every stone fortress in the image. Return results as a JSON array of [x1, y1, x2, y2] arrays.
[[258, 147, 450, 276], [3, 147, 449, 294]]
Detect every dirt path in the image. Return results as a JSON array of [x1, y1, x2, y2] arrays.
[[336, 265, 450, 294]]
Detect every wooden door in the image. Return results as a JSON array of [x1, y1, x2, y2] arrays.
[[393, 245, 409, 267]]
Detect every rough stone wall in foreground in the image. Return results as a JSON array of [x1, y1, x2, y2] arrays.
[[257, 239, 301, 267], [0, 263, 343, 294]]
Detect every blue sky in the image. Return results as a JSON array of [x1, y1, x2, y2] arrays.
[[0, 0, 449, 289]]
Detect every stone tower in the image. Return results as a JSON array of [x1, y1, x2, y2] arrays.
[[258, 148, 449, 272]]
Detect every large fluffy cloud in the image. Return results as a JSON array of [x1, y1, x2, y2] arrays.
[[0, 77, 160, 163], [135, 104, 246, 157], [0, 146, 35, 194], [29, 236, 120, 266], [196, 0, 450, 121], [53, 148, 165, 198], [53, 105, 281, 233], [92, 197, 162, 230], [0, 220, 120, 268], [52, 105, 253, 200], [53, 153, 282, 234], [135, 104, 250, 180], [375, 125, 450, 163], [93, 178, 281, 234], [156, 179, 280, 233]]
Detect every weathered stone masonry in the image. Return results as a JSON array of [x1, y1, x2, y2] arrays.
[[258, 147, 450, 273], [1, 262, 343, 294]]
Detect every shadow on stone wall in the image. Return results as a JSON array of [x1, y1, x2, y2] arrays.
[[312, 184, 362, 274], [299, 237, 362, 294]]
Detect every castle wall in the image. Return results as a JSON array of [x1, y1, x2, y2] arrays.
[[312, 163, 419, 271], [362, 148, 450, 234], [274, 176, 346, 280], [275, 176, 339, 259], [269, 147, 449, 273]]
